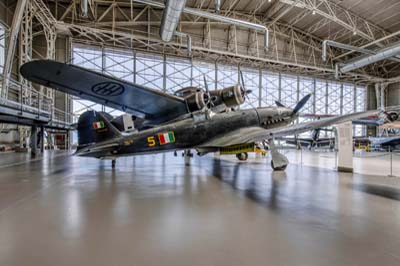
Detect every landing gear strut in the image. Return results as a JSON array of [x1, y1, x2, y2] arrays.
[[183, 150, 192, 166], [236, 152, 248, 161], [269, 140, 289, 171], [112, 159, 116, 168]]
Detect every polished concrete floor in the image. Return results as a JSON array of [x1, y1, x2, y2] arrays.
[[1, 151, 400, 266], [283, 149, 400, 176]]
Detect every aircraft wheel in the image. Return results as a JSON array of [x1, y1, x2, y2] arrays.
[[271, 160, 287, 171], [112, 159, 116, 168], [236, 152, 248, 161]]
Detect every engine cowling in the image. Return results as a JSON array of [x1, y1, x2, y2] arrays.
[[386, 112, 399, 122], [220, 85, 245, 107], [185, 91, 208, 112]]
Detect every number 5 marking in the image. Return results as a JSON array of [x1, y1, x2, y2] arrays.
[[147, 136, 156, 147]]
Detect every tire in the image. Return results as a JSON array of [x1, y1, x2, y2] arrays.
[[236, 152, 248, 161], [271, 160, 287, 171]]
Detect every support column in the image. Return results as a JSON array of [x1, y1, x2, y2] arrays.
[[30, 125, 38, 156], [336, 122, 353, 173], [184, 150, 191, 166], [40, 126, 44, 153], [375, 83, 380, 109], [66, 130, 70, 150], [380, 83, 387, 110]]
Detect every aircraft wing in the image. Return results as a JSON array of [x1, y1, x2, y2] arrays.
[[20, 60, 189, 124], [198, 109, 387, 148], [380, 121, 400, 129]]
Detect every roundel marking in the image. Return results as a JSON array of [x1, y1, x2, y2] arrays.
[[92, 82, 125, 96]]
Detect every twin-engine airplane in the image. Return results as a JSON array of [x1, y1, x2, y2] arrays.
[[20, 60, 395, 171]]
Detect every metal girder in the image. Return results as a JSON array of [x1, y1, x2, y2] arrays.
[[1, 0, 28, 98], [52, 2, 323, 66], [19, 0, 34, 106], [31, 0, 58, 110], [278, 0, 390, 44], [27, 0, 394, 83]]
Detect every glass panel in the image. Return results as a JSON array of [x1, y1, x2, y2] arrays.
[[342, 83, 355, 114], [355, 86, 366, 112], [354, 125, 366, 137], [315, 79, 327, 115], [69, 43, 369, 140], [104, 48, 134, 82], [280, 74, 298, 108], [261, 71, 279, 107], [135, 52, 164, 90], [216, 64, 238, 89], [192, 61, 215, 90], [165, 56, 192, 94], [298, 76, 314, 114], [354, 86, 367, 137], [327, 81, 341, 115], [72, 98, 103, 116], [72, 44, 102, 71], [241, 67, 259, 109]]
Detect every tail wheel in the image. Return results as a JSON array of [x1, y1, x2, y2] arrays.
[[236, 152, 248, 161], [271, 161, 287, 171]]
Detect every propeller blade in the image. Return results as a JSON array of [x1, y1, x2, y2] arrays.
[[203, 74, 214, 108], [203, 74, 209, 93], [293, 94, 312, 114], [239, 71, 251, 101], [239, 70, 245, 90], [275, 101, 285, 107]]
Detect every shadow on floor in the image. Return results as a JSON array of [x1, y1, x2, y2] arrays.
[[352, 183, 400, 201]]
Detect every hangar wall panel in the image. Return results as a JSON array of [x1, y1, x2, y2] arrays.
[[70, 44, 367, 136], [388, 83, 400, 107]]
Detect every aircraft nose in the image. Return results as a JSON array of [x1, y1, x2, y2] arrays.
[[280, 107, 294, 116]]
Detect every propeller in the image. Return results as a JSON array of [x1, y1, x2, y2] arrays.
[[203, 74, 213, 108], [384, 111, 399, 122], [275, 94, 312, 115], [239, 71, 253, 99], [293, 94, 312, 114], [239, 70, 252, 103]]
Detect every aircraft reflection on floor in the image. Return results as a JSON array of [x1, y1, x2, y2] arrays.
[[211, 156, 289, 210]]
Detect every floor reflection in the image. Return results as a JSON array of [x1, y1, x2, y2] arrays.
[[211, 157, 287, 210]]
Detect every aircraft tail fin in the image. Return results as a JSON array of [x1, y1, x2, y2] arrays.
[[77, 111, 122, 147]]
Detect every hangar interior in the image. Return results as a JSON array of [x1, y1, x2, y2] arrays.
[[1, 0, 400, 265]]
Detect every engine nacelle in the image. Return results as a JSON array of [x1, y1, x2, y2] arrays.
[[185, 91, 207, 112], [386, 112, 399, 122], [220, 85, 245, 107]]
